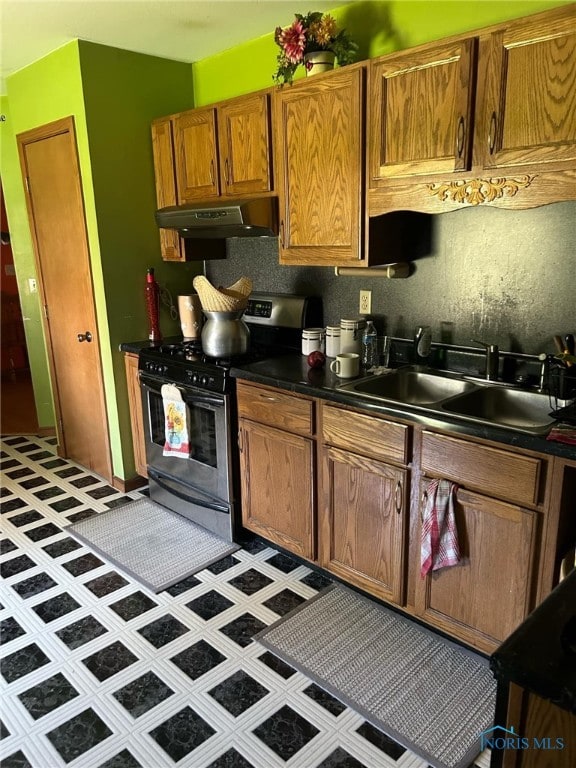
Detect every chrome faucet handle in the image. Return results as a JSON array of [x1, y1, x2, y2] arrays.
[[471, 339, 499, 380]]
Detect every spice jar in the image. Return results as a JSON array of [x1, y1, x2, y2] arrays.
[[340, 317, 365, 355], [325, 325, 341, 357], [301, 328, 324, 355]]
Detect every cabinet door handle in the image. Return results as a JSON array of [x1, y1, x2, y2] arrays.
[[259, 394, 278, 402], [488, 111, 497, 155], [209, 159, 215, 186], [395, 480, 402, 514], [456, 116, 465, 158], [238, 429, 243, 453], [280, 219, 286, 249], [225, 158, 231, 185], [77, 331, 93, 343]]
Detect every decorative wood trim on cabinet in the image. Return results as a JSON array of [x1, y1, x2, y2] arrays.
[[367, 3, 576, 215], [427, 174, 534, 206]]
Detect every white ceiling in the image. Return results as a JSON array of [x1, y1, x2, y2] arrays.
[[0, 0, 354, 95]]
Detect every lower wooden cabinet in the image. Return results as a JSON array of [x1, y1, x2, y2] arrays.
[[320, 444, 407, 604], [234, 379, 568, 655], [414, 483, 537, 653], [236, 381, 316, 560], [123, 353, 148, 478], [238, 418, 315, 560]]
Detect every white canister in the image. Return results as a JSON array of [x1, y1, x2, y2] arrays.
[[340, 317, 366, 355], [325, 325, 341, 357], [302, 328, 324, 355]]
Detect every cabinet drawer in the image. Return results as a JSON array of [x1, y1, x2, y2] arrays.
[[236, 381, 314, 436], [322, 404, 409, 465], [421, 431, 541, 507]]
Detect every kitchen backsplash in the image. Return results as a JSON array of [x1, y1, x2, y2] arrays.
[[205, 200, 575, 357]]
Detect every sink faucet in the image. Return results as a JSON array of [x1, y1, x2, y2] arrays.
[[471, 339, 499, 381], [414, 325, 432, 365]]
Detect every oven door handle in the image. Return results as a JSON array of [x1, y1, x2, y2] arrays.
[[148, 468, 230, 515], [139, 373, 225, 408]]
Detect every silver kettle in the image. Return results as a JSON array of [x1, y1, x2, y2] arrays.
[[201, 310, 250, 357]]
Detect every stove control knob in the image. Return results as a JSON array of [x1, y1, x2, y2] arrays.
[[201, 375, 208, 386], [192, 373, 199, 384]]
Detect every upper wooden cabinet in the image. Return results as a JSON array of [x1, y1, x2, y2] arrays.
[[151, 90, 274, 260], [368, 4, 576, 214], [173, 107, 219, 202], [217, 92, 273, 196], [173, 91, 273, 203], [274, 64, 370, 267], [369, 38, 477, 181], [475, 8, 576, 173], [151, 117, 184, 261]]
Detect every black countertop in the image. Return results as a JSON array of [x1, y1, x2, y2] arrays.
[[490, 568, 576, 714], [120, 339, 182, 354], [231, 353, 576, 460], [120, 340, 575, 459]]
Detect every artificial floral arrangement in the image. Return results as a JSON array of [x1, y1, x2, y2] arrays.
[[274, 11, 358, 85]]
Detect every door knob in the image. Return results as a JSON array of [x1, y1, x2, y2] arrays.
[[77, 331, 93, 343]]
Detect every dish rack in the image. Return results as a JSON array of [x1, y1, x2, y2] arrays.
[[548, 364, 576, 424]]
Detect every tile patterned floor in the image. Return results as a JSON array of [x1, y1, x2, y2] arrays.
[[0, 435, 491, 768]]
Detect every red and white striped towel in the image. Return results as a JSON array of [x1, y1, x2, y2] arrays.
[[420, 479, 461, 577]]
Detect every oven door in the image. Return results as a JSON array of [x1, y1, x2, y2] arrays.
[[139, 372, 233, 504]]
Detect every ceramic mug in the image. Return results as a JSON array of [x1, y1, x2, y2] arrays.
[[330, 352, 360, 378]]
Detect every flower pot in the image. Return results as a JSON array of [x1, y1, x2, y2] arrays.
[[304, 51, 336, 76]]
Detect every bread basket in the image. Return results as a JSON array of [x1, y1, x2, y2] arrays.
[[192, 276, 253, 313]]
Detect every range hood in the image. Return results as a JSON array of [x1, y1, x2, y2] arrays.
[[155, 198, 278, 239]]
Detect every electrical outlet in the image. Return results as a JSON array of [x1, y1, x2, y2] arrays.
[[359, 289, 371, 315], [28, 278, 37, 293]]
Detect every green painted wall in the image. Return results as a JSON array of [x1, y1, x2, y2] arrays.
[[192, 0, 571, 104], [1, 43, 86, 427], [1, 40, 198, 480], [78, 41, 200, 478]]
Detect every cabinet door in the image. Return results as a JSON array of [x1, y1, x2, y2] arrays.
[[477, 6, 576, 172], [173, 108, 219, 201], [218, 92, 272, 196], [123, 353, 148, 478], [151, 118, 184, 261], [274, 66, 364, 265], [414, 483, 537, 653], [369, 39, 476, 181], [320, 445, 406, 605], [239, 419, 315, 560]]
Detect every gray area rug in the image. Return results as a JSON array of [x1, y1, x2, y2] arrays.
[[256, 584, 496, 768], [67, 497, 239, 593]]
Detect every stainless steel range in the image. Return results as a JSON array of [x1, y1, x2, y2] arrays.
[[138, 292, 322, 542]]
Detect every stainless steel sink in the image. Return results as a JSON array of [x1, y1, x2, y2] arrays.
[[441, 386, 556, 434], [340, 368, 476, 405], [337, 366, 558, 435]]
